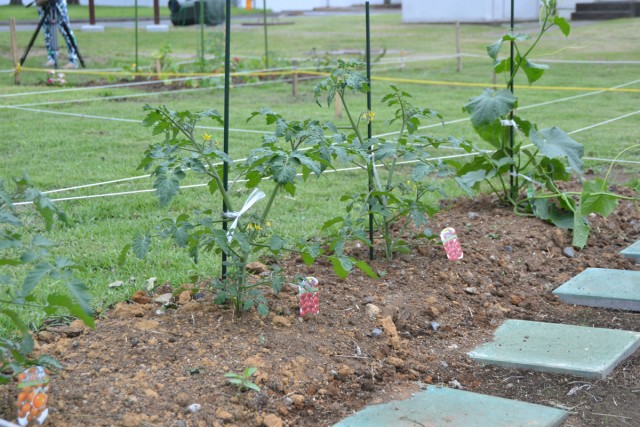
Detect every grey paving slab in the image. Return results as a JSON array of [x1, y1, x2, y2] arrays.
[[333, 385, 567, 427], [468, 320, 640, 379], [553, 268, 640, 311], [621, 240, 640, 261]]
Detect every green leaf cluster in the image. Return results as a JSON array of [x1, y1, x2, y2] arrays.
[[0, 177, 94, 383]]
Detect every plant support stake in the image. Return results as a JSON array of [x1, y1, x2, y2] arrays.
[[366, 1, 374, 260], [508, 0, 515, 200], [263, 0, 269, 69], [222, 0, 232, 279], [134, 0, 139, 73], [200, 0, 205, 67]]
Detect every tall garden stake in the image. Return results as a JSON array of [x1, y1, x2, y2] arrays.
[[263, 0, 269, 68], [134, 0, 139, 73], [365, 2, 374, 260], [199, 0, 205, 68], [508, 0, 516, 200], [222, 0, 232, 279]]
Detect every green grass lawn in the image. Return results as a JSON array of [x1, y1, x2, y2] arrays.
[[1, 11, 639, 333]]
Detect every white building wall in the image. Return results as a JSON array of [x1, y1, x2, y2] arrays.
[[402, 0, 544, 23]]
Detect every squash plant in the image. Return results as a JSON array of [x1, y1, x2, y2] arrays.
[[448, 0, 638, 247]]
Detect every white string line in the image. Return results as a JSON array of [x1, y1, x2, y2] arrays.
[[376, 77, 640, 138], [5, 105, 268, 134], [0, 66, 293, 99], [566, 110, 640, 134], [13, 152, 478, 206], [5, 75, 323, 109], [26, 107, 640, 202], [29, 78, 640, 196]]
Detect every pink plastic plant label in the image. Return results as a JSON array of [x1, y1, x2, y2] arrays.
[[440, 227, 463, 260], [298, 277, 319, 317], [16, 366, 50, 426]]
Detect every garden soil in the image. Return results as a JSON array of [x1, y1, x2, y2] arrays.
[[1, 194, 639, 427]]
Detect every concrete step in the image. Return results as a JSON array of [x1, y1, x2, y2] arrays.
[[333, 385, 568, 427], [553, 268, 640, 311], [468, 319, 640, 379], [575, 1, 638, 13], [621, 240, 640, 261], [572, 11, 635, 20]]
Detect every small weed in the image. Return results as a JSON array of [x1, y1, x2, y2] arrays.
[[224, 367, 260, 392]]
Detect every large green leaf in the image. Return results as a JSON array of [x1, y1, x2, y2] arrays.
[[521, 58, 549, 85], [580, 179, 618, 217], [553, 16, 571, 37], [132, 234, 152, 259], [463, 89, 516, 144], [572, 212, 590, 249], [153, 167, 184, 206], [530, 127, 583, 173], [21, 262, 52, 298]]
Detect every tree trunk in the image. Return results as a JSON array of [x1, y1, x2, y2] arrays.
[[9, 0, 24, 6]]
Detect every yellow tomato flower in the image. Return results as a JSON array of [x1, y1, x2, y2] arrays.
[[203, 133, 212, 141]]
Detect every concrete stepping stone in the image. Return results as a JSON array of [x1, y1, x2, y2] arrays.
[[553, 268, 640, 311], [468, 319, 640, 379], [621, 240, 640, 261], [333, 385, 567, 427]]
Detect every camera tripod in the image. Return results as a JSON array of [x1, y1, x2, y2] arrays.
[[20, 0, 85, 69]]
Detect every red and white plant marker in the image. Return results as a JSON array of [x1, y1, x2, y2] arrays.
[[440, 227, 463, 260], [299, 277, 320, 317], [16, 366, 49, 426]]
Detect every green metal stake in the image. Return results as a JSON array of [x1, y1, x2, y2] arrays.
[[263, 0, 269, 69], [199, 0, 205, 69], [508, 0, 516, 200], [222, 0, 232, 279], [134, 0, 139, 73], [365, 1, 374, 261]]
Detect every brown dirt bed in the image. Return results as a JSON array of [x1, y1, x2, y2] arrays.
[[1, 195, 639, 426]]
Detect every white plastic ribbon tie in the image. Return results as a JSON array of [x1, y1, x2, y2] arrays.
[[224, 188, 266, 242]]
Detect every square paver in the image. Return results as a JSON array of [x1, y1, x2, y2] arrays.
[[553, 268, 640, 311], [621, 240, 640, 261], [333, 385, 567, 427], [468, 320, 640, 379]]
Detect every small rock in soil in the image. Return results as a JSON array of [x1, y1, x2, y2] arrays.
[[503, 245, 513, 253], [449, 379, 464, 389], [131, 290, 151, 304], [370, 327, 383, 338], [187, 403, 201, 413], [563, 247, 576, 258], [380, 316, 401, 349], [464, 287, 477, 295], [430, 321, 440, 331], [246, 261, 269, 274], [177, 290, 191, 304], [153, 293, 174, 304], [215, 407, 234, 420], [263, 414, 284, 427], [112, 302, 145, 318], [467, 211, 480, 220], [272, 316, 292, 327], [365, 303, 380, 319]]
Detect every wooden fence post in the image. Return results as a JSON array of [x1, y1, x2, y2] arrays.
[[10, 18, 20, 85], [291, 60, 298, 97]]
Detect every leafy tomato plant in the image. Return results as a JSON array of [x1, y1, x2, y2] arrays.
[[0, 176, 94, 383], [130, 105, 376, 316], [315, 60, 451, 260]]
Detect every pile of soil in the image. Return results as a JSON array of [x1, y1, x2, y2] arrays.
[[1, 195, 639, 427]]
